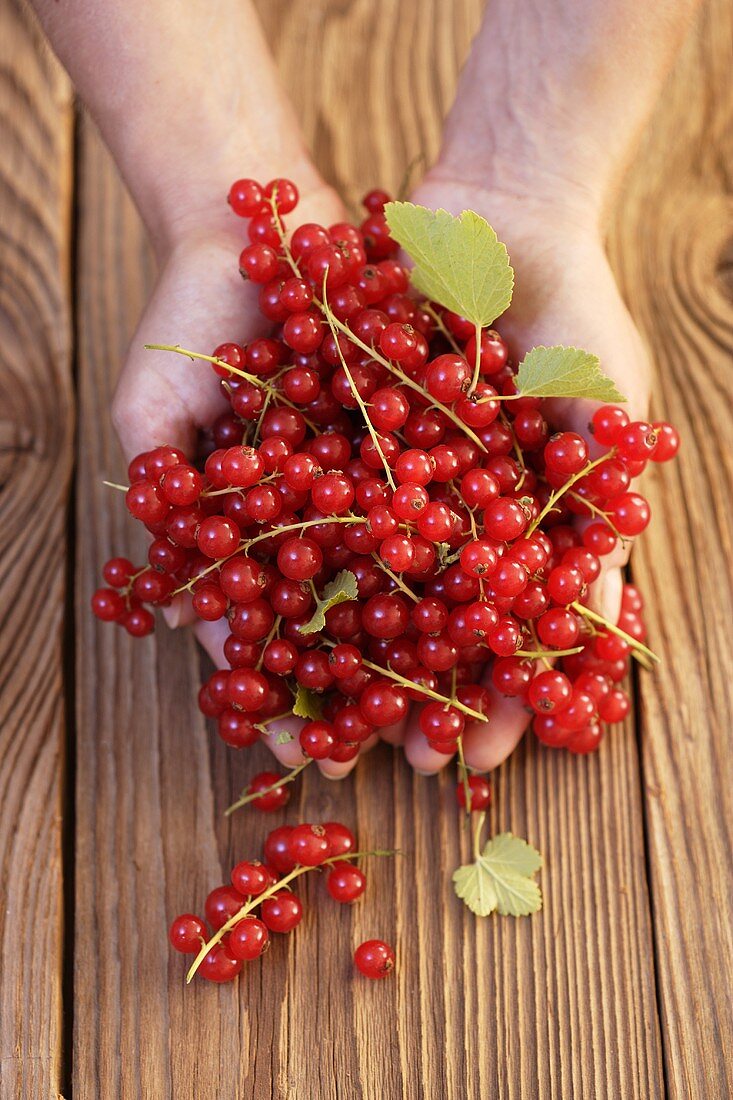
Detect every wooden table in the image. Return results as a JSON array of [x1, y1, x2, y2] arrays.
[[1, 0, 731, 1096]]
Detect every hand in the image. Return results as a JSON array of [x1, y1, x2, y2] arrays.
[[111, 174, 349, 775], [385, 169, 651, 776]]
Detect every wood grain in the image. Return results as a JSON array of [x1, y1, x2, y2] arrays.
[[69, 2, 671, 1098], [0, 2, 73, 1098], [610, 0, 733, 1094], [1, 0, 728, 1095]]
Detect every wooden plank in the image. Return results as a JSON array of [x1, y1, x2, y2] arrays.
[[0, 2, 73, 1098], [71, 2, 672, 1097], [609, 1, 733, 1095]]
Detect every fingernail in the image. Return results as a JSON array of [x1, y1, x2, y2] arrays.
[[321, 771, 348, 782], [413, 768, 434, 777]]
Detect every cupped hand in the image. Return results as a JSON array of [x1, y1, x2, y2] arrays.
[[385, 171, 652, 777], [111, 175, 348, 774]]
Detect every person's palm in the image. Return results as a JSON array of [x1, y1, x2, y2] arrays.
[[391, 174, 652, 774], [113, 172, 651, 781], [112, 182, 347, 773]]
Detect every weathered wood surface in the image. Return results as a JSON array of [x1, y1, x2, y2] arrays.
[[0, 0, 731, 1097], [0, 2, 73, 1098], [612, 0, 733, 1093]]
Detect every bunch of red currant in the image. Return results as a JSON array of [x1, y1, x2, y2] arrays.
[[169, 820, 394, 982], [93, 175, 678, 770]]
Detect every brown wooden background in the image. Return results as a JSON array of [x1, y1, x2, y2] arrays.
[[1, 0, 731, 1097]]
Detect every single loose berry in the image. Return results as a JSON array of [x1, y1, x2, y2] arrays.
[[354, 939, 395, 979]]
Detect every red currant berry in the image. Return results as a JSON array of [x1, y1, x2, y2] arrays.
[[354, 939, 395, 979]]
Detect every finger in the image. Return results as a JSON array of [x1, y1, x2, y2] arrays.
[[462, 686, 530, 772], [378, 716, 408, 747], [112, 242, 253, 461], [403, 715, 455, 775], [318, 733, 380, 780], [589, 563, 624, 625], [259, 716, 307, 768], [194, 617, 230, 667]]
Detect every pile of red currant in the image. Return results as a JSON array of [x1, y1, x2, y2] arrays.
[[93, 175, 678, 764], [169, 820, 394, 982]]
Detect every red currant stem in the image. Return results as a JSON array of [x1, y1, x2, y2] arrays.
[[467, 321, 482, 396], [570, 602, 659, 665], [144, 343, 317, 432], [102, 480, 128, 492], [254, 711, 292, 733], [499, 411, 528, 487], [144, 343, 265, 389], [472, 811, 487, 860], [525, 452, 611, 538], [255, 615, 282, 671], [173, 517, 361, 595], [251, 387, 273, 446], [322, 286, 397, 490], [515, 646, 583, 659], [370, 553, 420, 603], [354, 652, 487, 722], [202, 474, 279, 500], [224, 761, 311, 818], [185, 846, 396, 983], [421, 303, 462, 355], [456, 737, 472, 816], [266, 191, 300, 277], [320, 304, 489, 454], [567, 492, 626, 542]]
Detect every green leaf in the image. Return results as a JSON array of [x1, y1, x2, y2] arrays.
[[515, 346, 626, 402], [292, 685, 323, 721], [452, 833, 543, 917], [274, 731, 295, 745], [299, 569, 358, 636], [384, 202, 514, 328]]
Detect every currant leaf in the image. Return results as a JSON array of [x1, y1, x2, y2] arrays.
[[515, 346, 626, 402], [452, 832, 543, 917], [292, 685, 323, 721], [299, 569, 358, 636], [384, 202, 514, 328]]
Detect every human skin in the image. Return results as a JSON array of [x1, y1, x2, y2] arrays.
[[32, 0, 700, 777]]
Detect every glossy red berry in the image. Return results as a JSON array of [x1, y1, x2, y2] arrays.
[[455, 775, 492, 811], [354, 939, 395, 979], [169, 914, 207, 954], [326, 862, 366, 903], [247, 772, 291, 812], [228, 917, 270, 961], [261, 892, 303, 933]]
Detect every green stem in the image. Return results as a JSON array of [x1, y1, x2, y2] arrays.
[[172, 516, 361, 595], [186, 847, 396, 982], [468, 321, 482, 395], [144, 343, 264, 388], [356, 655, 487, 722], [567, 491, 625, 542], [370, 553, 420, 603], [525, 452, 611, 538], [472, 811, 486, 860], [456, 737, 472, 816], [570, 601, 659, 664], [224, 761, 310, 818], [421, 303, 462, 355], [320, 305, 488, 455], [515, 646, 585, 659], [323, 291, 396, 489], [103, 480, 128, 492]]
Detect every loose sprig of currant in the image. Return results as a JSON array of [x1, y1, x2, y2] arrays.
[[169, 820, 394, 983], [93, 176, 679, 930]]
